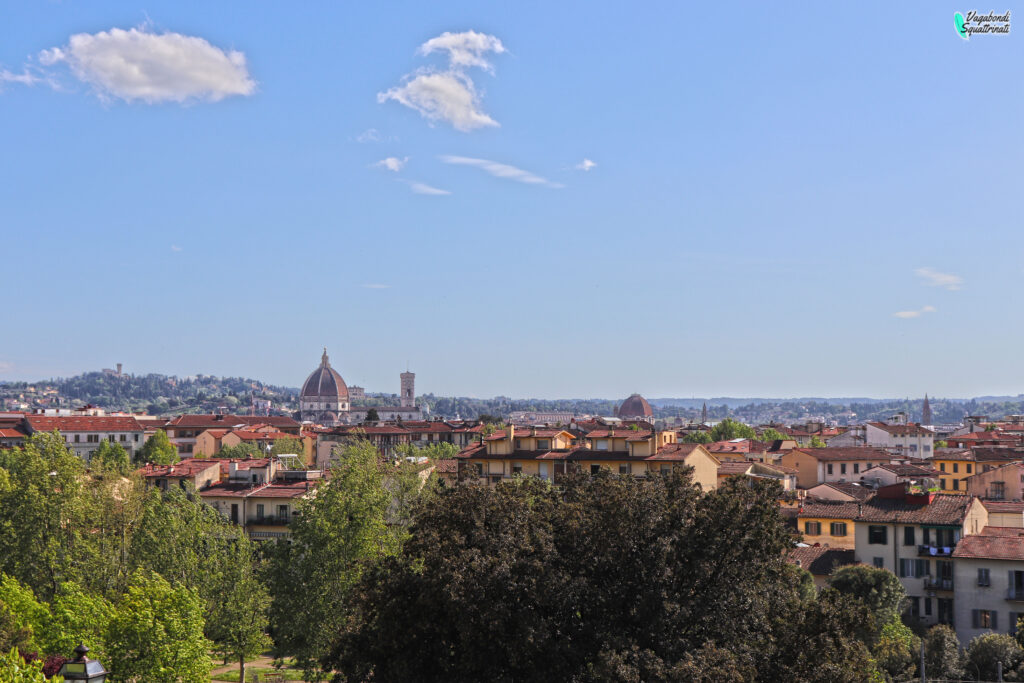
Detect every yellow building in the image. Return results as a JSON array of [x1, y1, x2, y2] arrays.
[[457, 425, 719, 491], [796, 500, 860, 550]]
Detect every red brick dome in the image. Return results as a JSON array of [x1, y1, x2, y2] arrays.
[[618, 394, 653, 418]]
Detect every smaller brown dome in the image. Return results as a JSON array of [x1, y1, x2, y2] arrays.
[[618, 394, 653, 418]]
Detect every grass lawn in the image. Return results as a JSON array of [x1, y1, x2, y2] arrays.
[[211, 667, 308, 682]]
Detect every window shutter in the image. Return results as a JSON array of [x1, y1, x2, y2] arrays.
[[993, 611, 999, 630], [1012, 571, 1017, 597], [973, 609, 979, 628], [923, 528, 930, 545]]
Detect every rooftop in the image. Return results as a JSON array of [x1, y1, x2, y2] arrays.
[[953, 527, 1024, 561]]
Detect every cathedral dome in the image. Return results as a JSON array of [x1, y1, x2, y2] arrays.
[[301, 349, 349, 401], [618, 393, 653, 419]]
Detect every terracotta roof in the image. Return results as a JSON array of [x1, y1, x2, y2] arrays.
[[326, 425, 410, 435], [0, 428, 28, 438], [230, 429, 292, 442], [168, 414, 298, 429], [203, 429, 231, 438], [717, 461, 756, 475], [787, 546, 857, 576], [249, 481, 317, 498], [981, 501, 1024, 514], [933, 448, 975, 461], [200, 481, 261, 498], [867, 422, 932, 436], [645, 443, 703, 461], [799, 500, 863, 520], [866, 462, 942, 477], [301, 350, 348, 400], [27, 415, 144, 432], [707, 440, 752, 454], [434, 458, 458, 474], [139, 460, 220, 478], [972, 447, 1024, 463], [953, 527, 1024, 561], [855, 495, 972, 525], [793, 447, 895, 462], [809, 482, 875, 501]]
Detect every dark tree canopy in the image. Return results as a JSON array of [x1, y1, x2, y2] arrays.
[[326, 473, 873, 682]]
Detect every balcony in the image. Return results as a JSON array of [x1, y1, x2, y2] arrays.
[[251, 515, 290, 526], [1007, 588, 1024, 601], [918, 544, 955, 558], [924, 576, 954, 591]]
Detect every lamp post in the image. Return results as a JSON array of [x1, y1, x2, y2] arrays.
[[58, 644, 108, 682]]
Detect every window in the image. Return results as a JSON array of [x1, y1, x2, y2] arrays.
[[910, 444, 918, 453], [869, 526, 888, 544], [596, 440, 608, 450], [973, 610, 997, 630], [924, 445, 931, 453], [805, 521, 822, 535], [660, 464, 671, 474], [840, 463, 847, 475], [590, 464, 601, 475], [278, 505, 289, 522], [537, 440, 550, 450], [853, 463, 860, 474], [865, 462, 872, 469], [514, 439, 522, 449], [939, 462, 946, 472], [827, 463, 833, 475], [108, 434, 115, 442], [512, 462, 523, 475], [256, 503, 264, 519], [904, 527, 915, 546], [978, 568, 991, 586], [473, 463, 483, 476], [119, 434, 126, 441], [939, 478, 946, 490], [908, 596, 920, 618], [967, 464, 972, 473], [618, 463, 630, 475], [992, 482, 1006, 500], [899, 559, 929, 578], [74, 434, 80, 443], [830, 522, 847, 536], [873, 557, 885, 568], [953, 479, 960, 491], [925, 598, 932, 616], [953, 463, 959, 473]]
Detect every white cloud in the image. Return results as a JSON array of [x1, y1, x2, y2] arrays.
[[440, 155, 562, 188], [893, 305, 936, 319], [418, 30, 506, 73], [361, 283, 390, 289], [373, 157, 408, 172], [915, 267, 963, 291], [41, 27, 256, 103], [0, 68, 39, 87], [379, 71, 496, 132], [379, 30, 504, 132], [407, 181, 451, 196], [574, 159, 597, 171], [0, 361, 13, 373], [356, 128, 398, 143], [171, 245, 183, 252]]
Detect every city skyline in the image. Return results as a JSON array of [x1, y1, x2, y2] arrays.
[[2, 2, 1022, 398]]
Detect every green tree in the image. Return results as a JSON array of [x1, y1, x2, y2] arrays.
[[709, 418, 756, 441], [828, 565, 906, 645], [326, 474, 874, 681], [270, 437, 305, 458], [217, 443, 264, 459], [363, 408, 380, 423], [935, 440, 948, 448], [45, 582, 114, 665], [93, 441, 131, 474], [138, 430, 177, 465], [873, 616, 919, 680], [0, 603, 32, 656], [809, 435, 827, 448], [0, 576, 48, 656], [268, 439, 401, 680], [760, 428, 787, 442], [680, 431, 713, 444], [0, 647, 60, 683], [924, 624, 964, 680], [965, 632, 1024, 681], [207, 538, 270, 683], [104, 570, 211, 683]]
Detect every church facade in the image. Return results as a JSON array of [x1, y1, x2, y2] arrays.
[[299, 349, 422, 425]]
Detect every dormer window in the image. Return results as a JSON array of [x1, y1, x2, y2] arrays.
[[596, 440, 608, 450]]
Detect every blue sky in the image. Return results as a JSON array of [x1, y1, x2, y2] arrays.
[[1, 2, 1021, 399]]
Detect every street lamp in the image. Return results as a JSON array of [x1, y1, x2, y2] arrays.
[[58, 644, 108, 682]]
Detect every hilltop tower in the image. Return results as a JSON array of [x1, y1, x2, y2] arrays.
[[400, 370, 415, 408], [701, 402, 708, 424], [922, 394, 933, 425]]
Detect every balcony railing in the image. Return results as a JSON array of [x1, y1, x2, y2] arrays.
[[1007, 588, 1024, 601], [924, 576, 954, 591], [918, 544, 955, 557], [251, 515, 290, 526]]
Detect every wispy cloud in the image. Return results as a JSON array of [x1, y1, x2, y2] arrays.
[[378, 30, 505, 132], [0, 68, 40, 88], [893, 305, 936, 319], [361, 283, 390, 289], [0, 361, 13, 373], [40, 26, 256, 103], [372, 157, 408, 172], [915, 267, 963, 291], [407, 181, 451, 196], [574, 159, 597, 171], [170, 245, 183, 252], [440, 155, 562, 188], [355, 128, 397, 143]]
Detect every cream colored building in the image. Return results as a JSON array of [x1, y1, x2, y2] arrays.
[[953, 526, 1024, 644]]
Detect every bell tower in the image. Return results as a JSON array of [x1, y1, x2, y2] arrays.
[[400, 370, 415, 408]]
